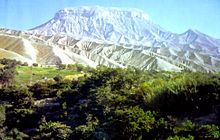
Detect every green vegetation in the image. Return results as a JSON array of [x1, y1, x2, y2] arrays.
[[15, 66, 81, 84], [0, 58, 18, 86], [0, 59, 220, 139]]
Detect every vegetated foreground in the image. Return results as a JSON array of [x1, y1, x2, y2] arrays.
[[0, 59, 220, 139], [15, 66, 81, 84]]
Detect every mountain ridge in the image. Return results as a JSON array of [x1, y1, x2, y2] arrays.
[[0, 6, 220, 72], [1, 27, 220, 72], [29, 6, 220, 55], [29, 6, 170, 45]]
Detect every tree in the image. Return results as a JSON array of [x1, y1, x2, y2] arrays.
[[113, 106, 156, 139], [7, 128, 29, 140], [0, 65, 16, 85], [75, 63, 85, 72], [75, 114, 99, 139], [21, 62, 28, 66], [197, 124, 220, 139], [0, 58, 20, 86], [57, 64, 66, 70], [53, 75, 63, 83], [167, 135, 194, 140], [0, 86, 33, 108], [32, 63, 38, 67], [37, 121, 72, 140], [0, 105, 5, 127], [29, 82, 57, 99]]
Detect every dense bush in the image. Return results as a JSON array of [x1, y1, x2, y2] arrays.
[[0, 59, 17, 85], [0, 64, 219, 139]]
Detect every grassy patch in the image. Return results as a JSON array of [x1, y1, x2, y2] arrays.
[[15, 66, 80, 84]]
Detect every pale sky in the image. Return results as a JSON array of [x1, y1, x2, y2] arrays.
[[0, 0, 220, 38]]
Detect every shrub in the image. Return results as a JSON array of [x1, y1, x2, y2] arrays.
[[32, 63, 38, 67], [37, 121, 72, 140]]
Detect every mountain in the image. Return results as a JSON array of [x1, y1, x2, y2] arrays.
[[171, 29, 220, 56], [30, 6, 173, 46], [30, 6, 220, 53], [29, 6, 220, 58], [1, 27, 220, 72], [1, 6, 220, 72]]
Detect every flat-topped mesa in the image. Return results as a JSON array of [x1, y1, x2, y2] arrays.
[[30, 6, 168, 46], [54, 6, 150, 20]]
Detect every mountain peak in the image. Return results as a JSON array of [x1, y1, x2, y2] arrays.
[[55, 6, 150, 20], [183, 29, 218, 40], [30, 6, 219, 51], [31, 6, 161, 45], [184, 29, 201, 35]]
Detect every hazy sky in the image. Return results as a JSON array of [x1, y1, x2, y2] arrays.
[[0, 0, 219, 38]]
